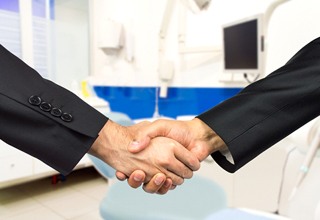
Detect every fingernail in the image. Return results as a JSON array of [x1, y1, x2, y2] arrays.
[[134, 174, 143, 182], [130, 141, 140, 149], [155, 176, 164, 185]]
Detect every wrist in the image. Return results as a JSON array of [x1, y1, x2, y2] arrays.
[[190, 118, 227, 158], [89, 120, 110, 160], [89, 120, 121, 165]]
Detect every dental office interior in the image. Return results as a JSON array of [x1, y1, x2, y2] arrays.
[[0, 0, 320, 219]]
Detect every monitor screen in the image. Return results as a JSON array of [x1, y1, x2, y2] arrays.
[[223, 15, 264, 74]]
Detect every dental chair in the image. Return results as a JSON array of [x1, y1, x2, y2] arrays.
[[91, 112, 320, 219], [277, 118, 320, 220], [209, 117, 320, 220], [89, 112, 227, 220]]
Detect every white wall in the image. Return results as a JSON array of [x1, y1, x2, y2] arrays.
[[88, 0, 320, 88], [266, 0, 320, 73]]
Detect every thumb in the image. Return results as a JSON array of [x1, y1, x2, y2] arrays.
[[128, 119, 171, 153], [128, 138, 151, 153]]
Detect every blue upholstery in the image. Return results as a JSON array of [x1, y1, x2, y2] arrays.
[[88, 154, 115, 179], [99, 175, 227, 220], [89, 112, 228, 220], [90, 154, 227, 220]]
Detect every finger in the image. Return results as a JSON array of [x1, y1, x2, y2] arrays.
[[160, 160, 194, 184], [128, 120, 172, 153], [142, 173, 166, 194], [156, 178, 172, 195], [127, 170, 146, 189], [174, 144, 201, 172], [163, 170, 185, 186], [166, 163, 191, 182], [128, 139, 151, 154], [161, 145, 198, 180], [127, 121, 153, 154], [150, 141, 192, 184], [115, 171, 128, 181]]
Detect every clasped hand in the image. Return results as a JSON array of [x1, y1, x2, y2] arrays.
[[90, 118, 226, 195]]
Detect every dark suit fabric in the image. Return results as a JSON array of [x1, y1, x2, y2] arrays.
[[0, 45, 108, 175], [197, 37, 320, 173]]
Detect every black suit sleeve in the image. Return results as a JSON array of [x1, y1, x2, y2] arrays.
[[0, 45, 108, 175], [197, 37, 320, 173]]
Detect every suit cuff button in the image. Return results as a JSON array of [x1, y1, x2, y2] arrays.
[[51, 108, 62, 117], [40, 102, 52, 112], [61, 113, 73, 122], [28, 95, 42, 106]]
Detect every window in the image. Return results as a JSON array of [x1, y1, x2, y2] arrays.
[[0, 0, 22, 57]]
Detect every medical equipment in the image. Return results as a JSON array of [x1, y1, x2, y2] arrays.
[[289, 121, 320, 200], [98, 19, 123, 55], [158, 0, 211, 98], [222, 14, 265, 79], [221, 0, 291, 83]]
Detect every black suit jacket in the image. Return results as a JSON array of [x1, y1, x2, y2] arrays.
[[198, 37, 320, 173], [0, 45, 108, 175]]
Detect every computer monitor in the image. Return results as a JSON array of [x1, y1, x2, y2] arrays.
[[222, 14, 265, 76]]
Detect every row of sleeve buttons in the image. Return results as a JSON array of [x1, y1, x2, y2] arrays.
[[28, 95, 73, 122]]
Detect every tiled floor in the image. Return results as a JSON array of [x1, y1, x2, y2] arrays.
[[0, 168, 109, 220]]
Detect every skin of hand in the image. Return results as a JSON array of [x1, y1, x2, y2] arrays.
[[123, 171, 174, 194], [115, 118, 227, 193], [88, 120, 201, 186]]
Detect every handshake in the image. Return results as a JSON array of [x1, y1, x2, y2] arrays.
[[89, 118, 227, 195]]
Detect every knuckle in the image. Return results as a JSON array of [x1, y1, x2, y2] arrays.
[[159, 158, 171, 167], [190, 158, 201, 171], [173, 177, 184, 186], [184, 170, 193, 179]]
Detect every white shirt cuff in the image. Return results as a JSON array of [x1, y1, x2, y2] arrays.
[[219, 146, 234, 164]]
